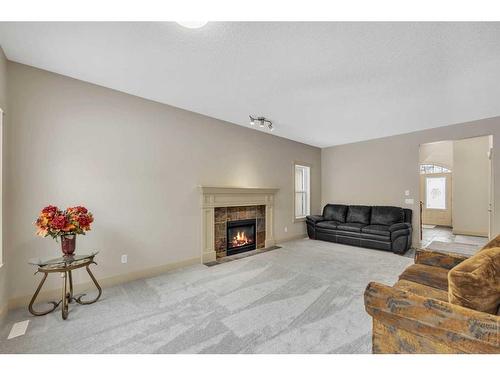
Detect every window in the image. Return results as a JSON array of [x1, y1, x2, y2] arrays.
[[420, 164, 451, 174], [426, 176, 446, 210], [294, 164, 310, 220]]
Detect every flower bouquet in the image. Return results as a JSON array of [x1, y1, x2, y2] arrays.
[[35, 205, 94, 256]]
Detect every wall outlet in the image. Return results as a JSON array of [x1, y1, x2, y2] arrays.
[[284, 226, 288, 233], [405, 190, 410, 196], [404, 198, 414, 205], [121, 254, 128, 264]]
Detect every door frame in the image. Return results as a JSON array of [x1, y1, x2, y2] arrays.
[[418, 135, 494, 245], [488, 136, 494, 239]]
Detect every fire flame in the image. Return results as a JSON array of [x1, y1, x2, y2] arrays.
[[231, 231, 251, 247]]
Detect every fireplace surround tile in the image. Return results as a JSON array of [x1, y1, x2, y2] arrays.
[[214, 207, 227, 223], [227, 207, 240, 221], [256, 217, 265, 232], [215, 222, 226, 239], [257, 230, 266, 249], [215, 238, 226, 254], [256, 205, 265, 218]]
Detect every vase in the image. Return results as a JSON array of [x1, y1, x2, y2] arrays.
[[61, 234, 76, 256]]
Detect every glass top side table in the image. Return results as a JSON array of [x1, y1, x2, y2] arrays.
[[28, 251, 102, 320]]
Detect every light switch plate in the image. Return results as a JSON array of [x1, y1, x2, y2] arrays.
[[405, 198, 414, 205], [405, 190, 410, 196]]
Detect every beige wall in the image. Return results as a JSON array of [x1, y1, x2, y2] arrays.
[[419, 140, 453, 168], [452, 136, 490, 236], [0, 47, 8, 321], [321, 117, 499, 246], [5, 62, 321, 303]]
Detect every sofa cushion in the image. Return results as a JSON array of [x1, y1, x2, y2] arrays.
[[316, 221, 341, 230], [371, 206, 404, 226], [448, 246, 500, 314], [388, 222, 411, 232], [346, 205, 371, 224], [393, 279, 449, 302], [322, 204, 348, 222], [399, 264, 449, 291], [337, 222, 366, 233], [357, 232, 392, 241], [362, 225, 390, 237]]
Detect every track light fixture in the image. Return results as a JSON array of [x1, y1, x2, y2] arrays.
[[249, 115, 273, 131]]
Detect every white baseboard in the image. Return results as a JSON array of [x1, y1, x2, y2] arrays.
[[8, 256, 200, 310]]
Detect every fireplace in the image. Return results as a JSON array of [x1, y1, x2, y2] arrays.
[[201, 187, 278, 262], [226, 219, 256, 255]]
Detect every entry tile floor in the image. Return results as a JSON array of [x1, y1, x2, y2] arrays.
[[421, 226, 488, 249]]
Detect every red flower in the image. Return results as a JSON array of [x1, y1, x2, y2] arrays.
[[51, 215, 68, 230], [41, 205, 58, 216], [35, 205, 93, 238], [77, 215, 92, 228], [68, 206, 88, 214]]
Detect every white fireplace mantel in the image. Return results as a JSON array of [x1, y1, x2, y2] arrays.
[[199, 186, 279, 263]]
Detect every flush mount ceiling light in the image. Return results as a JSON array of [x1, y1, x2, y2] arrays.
[[176, 21, 208, 29], [249, 115, 273, 131]]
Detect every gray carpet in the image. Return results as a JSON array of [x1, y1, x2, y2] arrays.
[[0, 239, 412, 354]]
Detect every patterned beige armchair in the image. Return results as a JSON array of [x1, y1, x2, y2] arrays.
[[364, 236, 500, 354]]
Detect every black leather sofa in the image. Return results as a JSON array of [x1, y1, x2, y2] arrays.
[[306, 204, 412, 254]]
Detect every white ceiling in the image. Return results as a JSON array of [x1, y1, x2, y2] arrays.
[[1, 22, 500, 148]]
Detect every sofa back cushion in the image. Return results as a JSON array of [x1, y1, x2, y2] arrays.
[[371, 206, 404, 226], [448, 246, 500, 314], [323, 204, 348, 222], [346, 205, 371, 224]]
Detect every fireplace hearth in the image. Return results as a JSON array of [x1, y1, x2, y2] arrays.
[[226, 219, 256, 255]]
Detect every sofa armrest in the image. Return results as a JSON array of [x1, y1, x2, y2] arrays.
[[415, 248, 469, 270], [389, 222, 411, 232], [389, 223, 411, 245], [364, 282, 500, 353], [306, 215, 324, 224]]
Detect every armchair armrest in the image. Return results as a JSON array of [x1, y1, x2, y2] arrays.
[[415, 248, 469, 270], [306, 215, 324, 224], [389, 222, 411, 232], [364, 282, 500, 353]]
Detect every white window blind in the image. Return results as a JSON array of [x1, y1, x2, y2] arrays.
[[295, 164, 310, 219]]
